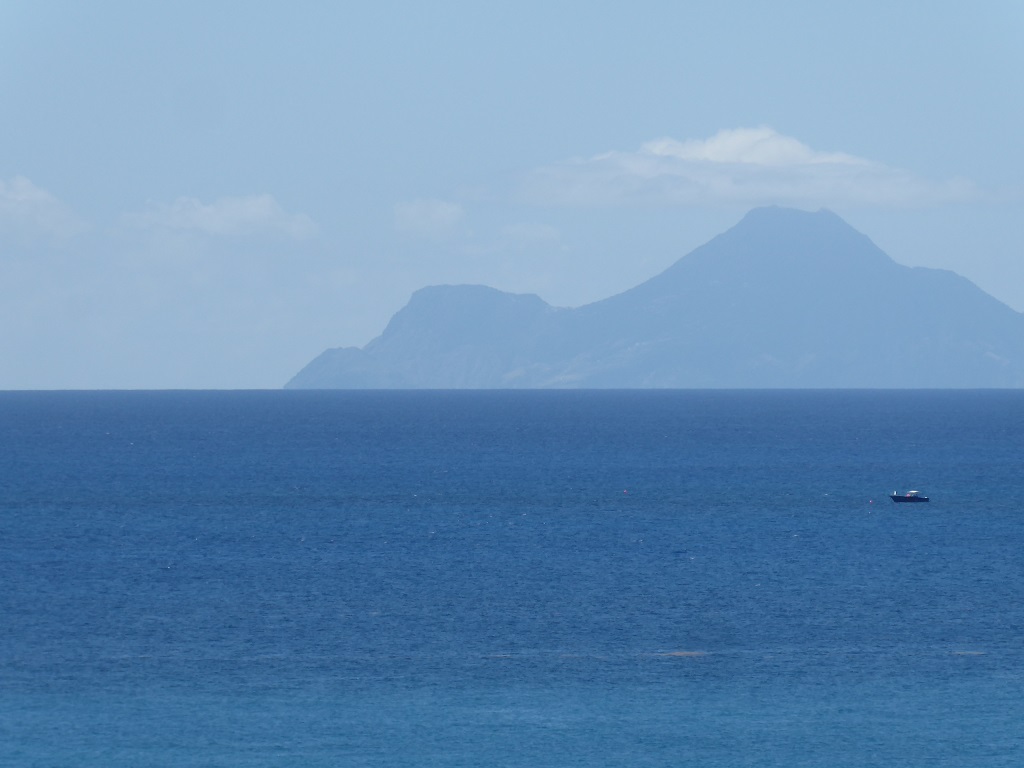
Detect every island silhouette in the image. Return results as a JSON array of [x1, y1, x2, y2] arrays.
[[287, 207, 1024, 388]]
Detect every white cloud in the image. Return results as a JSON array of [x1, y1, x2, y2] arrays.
[[394, 198, 465, 238], [0, 176, 86, 239], [639, 128, 863, 167], [522, 127, 977, 208], [127, 194, 316, 239]]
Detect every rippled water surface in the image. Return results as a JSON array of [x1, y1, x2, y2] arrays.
[[2, 390, 1023, 766]]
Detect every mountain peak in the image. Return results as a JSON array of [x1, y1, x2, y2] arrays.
[[615, 206, 892, 309], [697, 205, 890, 270]]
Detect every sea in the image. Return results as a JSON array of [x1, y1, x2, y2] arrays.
[[2, 389, 1023, 767]]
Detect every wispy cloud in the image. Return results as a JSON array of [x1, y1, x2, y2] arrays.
[[394, 198, 465, 238], [126, 194, 316, 239], [0, 176, 86, 240], [522, 127, 977, 208]]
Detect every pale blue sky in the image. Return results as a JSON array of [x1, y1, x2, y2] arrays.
[[1, 1, 1021, 388]]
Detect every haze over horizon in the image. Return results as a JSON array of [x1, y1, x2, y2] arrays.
[[2, 2, 1022, 389]]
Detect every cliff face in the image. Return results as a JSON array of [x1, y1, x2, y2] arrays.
[[287, 207, 1024, 389]]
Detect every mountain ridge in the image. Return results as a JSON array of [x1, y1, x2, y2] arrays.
[[287, 207, 1024, 388]]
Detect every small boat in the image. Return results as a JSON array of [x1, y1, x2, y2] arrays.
[[890, 490, 929, 503]]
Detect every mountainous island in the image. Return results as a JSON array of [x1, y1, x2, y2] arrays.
[[286, 207, 1024, 388]]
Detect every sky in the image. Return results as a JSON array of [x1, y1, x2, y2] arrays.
[[1, 1, 1022, 389]]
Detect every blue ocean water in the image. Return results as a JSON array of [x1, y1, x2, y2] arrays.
[[1, 390, 1023, 767]]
